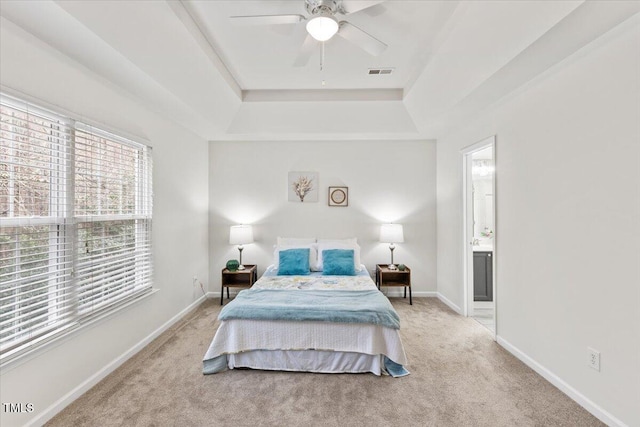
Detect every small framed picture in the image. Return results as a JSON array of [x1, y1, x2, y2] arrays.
[[328, 186, 348, 207]]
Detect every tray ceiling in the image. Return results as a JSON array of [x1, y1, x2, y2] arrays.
[[1, 1, 638, 140]]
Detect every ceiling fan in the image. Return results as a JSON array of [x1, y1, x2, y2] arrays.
[[230, 0, 387, 67]]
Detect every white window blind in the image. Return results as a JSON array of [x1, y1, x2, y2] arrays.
[[73, 125, 153, 318], [0, 94, 153, 361]]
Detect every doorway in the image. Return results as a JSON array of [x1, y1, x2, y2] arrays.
[[462, 136, 496, 337]]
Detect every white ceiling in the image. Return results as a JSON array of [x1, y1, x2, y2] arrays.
[[184, 0, 458, 91], [1, 0, 638, 141]]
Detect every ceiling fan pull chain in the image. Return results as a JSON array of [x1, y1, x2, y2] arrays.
[[320, 41, 325, 71]]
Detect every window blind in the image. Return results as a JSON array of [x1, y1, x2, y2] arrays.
[[74, 125, 153, 318], [0, 100, 74, 356], [0, 94, 153, 361], [0, 100, 72, 220]]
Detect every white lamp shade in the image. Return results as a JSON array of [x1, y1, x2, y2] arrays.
[[306, 14, 339, 41], [380, 223, 404, 244], [229, 225, 254, 245]]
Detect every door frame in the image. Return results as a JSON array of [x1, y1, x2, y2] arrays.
[[461, 135, 497, 339]]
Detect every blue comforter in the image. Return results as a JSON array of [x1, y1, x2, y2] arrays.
[[219, 288, 400, 329]]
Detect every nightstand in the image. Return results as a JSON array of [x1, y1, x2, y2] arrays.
[[376, 264, 412, 305], [221, 264, 257, 305]]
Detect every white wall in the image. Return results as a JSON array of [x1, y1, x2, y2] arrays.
[[209, 140, 436, 295], [0, 19, 209, 427], [436, 20, 640, 427]]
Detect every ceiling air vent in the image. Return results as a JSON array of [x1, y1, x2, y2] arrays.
[[368, 68, 394, 75]]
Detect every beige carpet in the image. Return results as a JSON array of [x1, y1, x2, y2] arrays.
[[47, 298, 603, 427]]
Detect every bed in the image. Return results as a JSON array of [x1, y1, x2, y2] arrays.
[[202, 238, 409, 377]]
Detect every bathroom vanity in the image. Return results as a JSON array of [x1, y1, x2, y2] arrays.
[[473, 248, 493, 302]]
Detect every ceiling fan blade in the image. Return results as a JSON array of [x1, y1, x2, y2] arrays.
[[230, 14, 305, 25], [337, 21, 387, 56], [339, 1, 385, 15], [293, 34, 317, 67]]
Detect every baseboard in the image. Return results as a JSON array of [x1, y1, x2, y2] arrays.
[[28, 294, 208, 427], [380, 290, 437, 298], [436, 292, 462, 314], [497, 336, 628, 427]]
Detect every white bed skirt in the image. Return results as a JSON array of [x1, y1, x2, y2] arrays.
[[203, 318, 408, 375], [228, 349, 383, 375]]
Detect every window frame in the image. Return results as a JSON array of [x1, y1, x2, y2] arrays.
[[0, 93, 153, 365]]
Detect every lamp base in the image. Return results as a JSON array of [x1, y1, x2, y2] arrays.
[[237, 246, 245, 270], [388, 244, 397, 270]]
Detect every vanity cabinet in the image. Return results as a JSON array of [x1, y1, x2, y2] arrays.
[[473, 251, 493, 301]]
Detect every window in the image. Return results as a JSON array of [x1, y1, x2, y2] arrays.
[[0, 94, 153, 362]]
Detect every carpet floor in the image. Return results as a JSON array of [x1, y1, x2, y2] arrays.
[[46, 298, 603, 427]]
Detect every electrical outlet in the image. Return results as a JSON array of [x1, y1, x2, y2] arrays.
[[587, 347, 600, 371]]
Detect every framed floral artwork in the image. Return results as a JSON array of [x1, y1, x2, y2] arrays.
[[288, 171, 318, 202], [328, 186, 348, 207]]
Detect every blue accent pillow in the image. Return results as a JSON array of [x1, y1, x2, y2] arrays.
[[322, 249, 355, 276], [277, 248, 311, 275]]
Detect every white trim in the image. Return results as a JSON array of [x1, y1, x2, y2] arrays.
[[242, 89, 403, 102], [497, 336, 629, 427], [436, 292, 462, 314], [25, 294, 207, 427], [490, 140, 498, 338], [379, 290, 437, 298], [462, 150, 473, 317], [74, 214, 151, 222], [0, 217, 67, 227], [460, 136, 496, 155]]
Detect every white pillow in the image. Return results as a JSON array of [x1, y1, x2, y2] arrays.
[[273, 244, 319, 271], [277, 237, 316, 246], [317, 237, 357, 246], [317, 242, 362, 272]]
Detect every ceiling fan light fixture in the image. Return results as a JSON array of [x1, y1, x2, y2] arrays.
[[306, 13, 339, 41]]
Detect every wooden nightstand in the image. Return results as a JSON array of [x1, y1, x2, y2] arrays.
[[376, 264, 412, 305], [221, 264, 257, 305]]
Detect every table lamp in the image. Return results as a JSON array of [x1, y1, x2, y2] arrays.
[[229, 225, 254, 270], [380, 223, 404, 270]]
